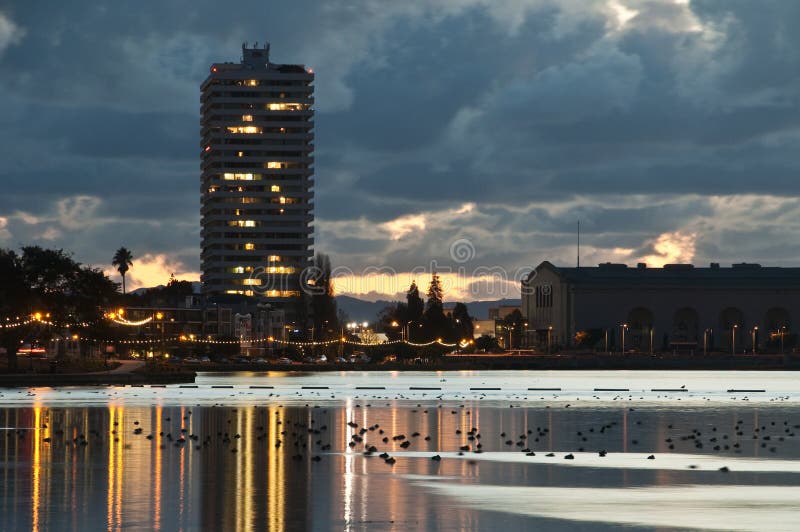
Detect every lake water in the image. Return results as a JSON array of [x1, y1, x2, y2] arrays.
[[1, 371, 799, 531]]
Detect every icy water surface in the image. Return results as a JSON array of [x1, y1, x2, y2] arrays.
[[1, 371, 800, 531]]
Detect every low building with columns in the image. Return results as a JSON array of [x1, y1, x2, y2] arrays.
[[522, 261, 798, 353]]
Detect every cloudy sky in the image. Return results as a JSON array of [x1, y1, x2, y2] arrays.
[[1, 0, 799, 301]]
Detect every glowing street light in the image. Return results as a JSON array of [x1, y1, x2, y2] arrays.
[[621, 323, 629, 354], [780, 326, 787, 355], [732, 324, 738, 355]]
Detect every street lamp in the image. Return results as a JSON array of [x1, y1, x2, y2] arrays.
[[751, 326, 758, 355], [621, 323, 629, 354], [780, 326, 787, 355], [404, 320, 420, 343], [547, 325, 553, 355], [390, 321, 402, 341], [155, 311, 164, 359], [703, 328, 712, 356], [732, 324, 738, 355]]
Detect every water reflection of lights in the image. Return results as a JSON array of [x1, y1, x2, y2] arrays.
[[31, 406, 46, 532], [107, 406, 123, 532], [359, 404, 369, 525], [267, 405, 285, 532], [154, 406, 162, 530], [235, 406, 256, 531], [343, 399, 354, 531], [179, 406, 187, 526]]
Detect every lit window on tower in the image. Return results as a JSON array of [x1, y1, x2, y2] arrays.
[[271, 185, 280, 192], [223, 173, 260, 181], [242, 114, 253, 122], [267, 103, 306, 111], [227, 126, 262, 134]]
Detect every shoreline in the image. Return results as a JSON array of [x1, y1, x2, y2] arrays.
[[1, 354, 798, 387], [203, 353, 800, 372], [0, 371, 196, 388]]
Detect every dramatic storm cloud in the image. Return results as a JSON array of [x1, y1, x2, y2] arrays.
[[1, 0, 799, 296]]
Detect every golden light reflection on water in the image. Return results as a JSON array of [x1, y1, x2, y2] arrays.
[[106, 405, 123, 532], [31, 406, 48, 532], [343, 399, 354, 531], [4, 400, 800, 531], [267, 404, 285, 532], [154, 406, 162, 531]]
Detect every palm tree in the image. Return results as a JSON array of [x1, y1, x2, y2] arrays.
[[112, 247, 134, 294]]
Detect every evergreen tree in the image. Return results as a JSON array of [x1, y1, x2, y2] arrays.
[[425, 273, 443, 312], [406, 281, 424, 322], [423, 272, 449, 341], [310, 253, 339, 338]]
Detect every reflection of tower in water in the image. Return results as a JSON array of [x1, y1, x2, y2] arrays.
[[198, 405, 320, 532]]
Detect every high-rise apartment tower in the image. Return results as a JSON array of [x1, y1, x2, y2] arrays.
[[200, 42, 314, 302]]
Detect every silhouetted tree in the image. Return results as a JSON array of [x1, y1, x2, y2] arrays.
[[378, 302, 408, 340], [450, 302, 474, 341], [406, 281, 424, 323], [0, 246, 119, 369], [310, 253, 339, 339], [423, 273, 449, 342], [112, 247, 134, 294], [475, 334, 499, 352], [425, 273, 443, 312], [502, 309, 526, 349]]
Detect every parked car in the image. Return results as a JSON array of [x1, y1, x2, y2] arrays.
[[276, 357, 293, 365]]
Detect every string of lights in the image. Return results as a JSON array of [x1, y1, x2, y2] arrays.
[[0, 318, 35, 329], [0, 312, 99, 329], [111, 317, 154, 326], [61, 335, 462, 348], [4, 309, 467, 349]]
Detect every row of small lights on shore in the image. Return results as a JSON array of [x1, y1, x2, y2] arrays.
[[4, 310, 471, 348], [1, 312, 99, 329], [49, 335, 465, 348]]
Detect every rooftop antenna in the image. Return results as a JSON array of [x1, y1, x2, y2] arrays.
[[577, 220, 581, 269]]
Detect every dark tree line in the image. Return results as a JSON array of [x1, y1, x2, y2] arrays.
[[0, 246, 119, 370], [379, 273, 474, 345], [290, 253, 341, 341]]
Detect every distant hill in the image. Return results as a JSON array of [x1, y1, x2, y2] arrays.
[[335, 295, 397, 322], [130, 281, 202, 296], [335, 295, 521, 322]]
